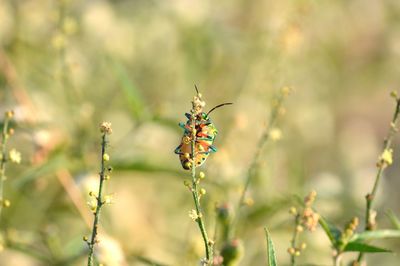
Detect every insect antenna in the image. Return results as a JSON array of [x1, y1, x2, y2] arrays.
[[207, 103, 233, 116], [194, 84, 199, 95]]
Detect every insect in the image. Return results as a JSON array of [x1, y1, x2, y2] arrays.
[[175, 87, 232, 170]]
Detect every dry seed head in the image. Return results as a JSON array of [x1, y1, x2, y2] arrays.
[[244, 197, 254, 206], [302, 209, 320, 232], [296, 225, 304, 232], [287, 247, 295, 255], [192, 94, 206, 115], [289, 206, 297, 215], [304, 190, 317, 206], [8, 149, 21, 164], [5, 110, 14, 119], [189, 209, 198, 221], [379, 149, 393, 167], [100, 122, 112, 134], [281, 86, 292, 96], [270, 128, 282, 141], [2, 200, 10, 208]]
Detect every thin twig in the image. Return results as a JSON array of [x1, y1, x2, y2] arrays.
[[356, 96, 400, 263], [87, 133, 108, 266], [0, 112, 12, 220], [190, 112, 213, 263], [290, 215, 301, 266]]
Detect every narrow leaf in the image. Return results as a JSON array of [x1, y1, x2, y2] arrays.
[[350, 230, 400, 242], [318, 215, 341, 247], [264, 227, 278, 266], [111, 60, 146, 120], [386, 210, 400, 230], [344, 242, 391, 253]]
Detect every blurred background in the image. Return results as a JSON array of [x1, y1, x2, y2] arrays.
[[1, 0, 400, 265]]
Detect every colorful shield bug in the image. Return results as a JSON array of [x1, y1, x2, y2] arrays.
[[175, 86, 232, 170]]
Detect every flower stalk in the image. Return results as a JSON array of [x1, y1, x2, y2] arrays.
[[356, 93, 400, 263], [86, 122, 112, 266], [287, 191, 318, 266], [0, 111, 15, 220], [189, 107, 213, 264]]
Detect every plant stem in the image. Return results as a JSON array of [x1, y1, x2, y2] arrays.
[[356, 98, 400, 263], [190, 114, 212, 264], [334, 252, 342, 266], [232, 92, 286, 236], [87, 133, 108, 266], [290, 215, 300, 266], [0, 113, 11, 221]]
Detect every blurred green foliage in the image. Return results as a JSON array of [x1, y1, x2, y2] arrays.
[[1, 0, 400, 265]]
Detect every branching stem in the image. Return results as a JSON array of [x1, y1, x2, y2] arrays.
[[0, 113, 12, 221], [87, 133, 108, 266], [290, 215, 300, 266], [190, 113, 213, 264], [356, 98, 400, 263]]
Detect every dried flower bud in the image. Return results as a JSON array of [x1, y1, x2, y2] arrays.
[[99, 122, 112, 134], [289, 207, 297, 215], [5, 111, 14, 119], [189, 209, 199, 221], [287, 247, 295, 255], [2, 199, 10, 208]]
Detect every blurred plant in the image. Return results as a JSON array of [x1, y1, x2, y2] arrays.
[[0, 110, 19, 221], [314, 91, 400, 266], [220, 238, 244, 266], [287, 190, 319, 266], [85, 122, 113, 266], [178, 89, 214, 264], [233, 87, 291, 234], [354, 91, 400, 264]]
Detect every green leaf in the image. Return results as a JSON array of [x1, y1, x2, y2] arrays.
[[264, 227, 278, 266], [111, 60, 147, 120], [350, 230, 400, 242], [318, 215, 341, 247], [343, 242, 391, 253], [386, 210, 400, 230]]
